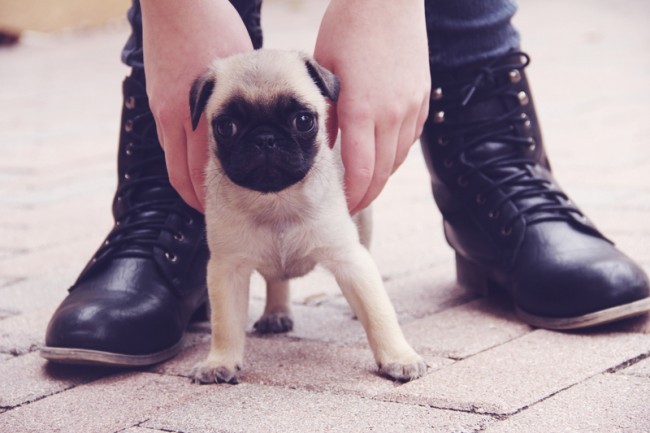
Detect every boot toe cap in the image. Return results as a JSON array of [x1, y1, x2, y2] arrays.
[[45, 290, 183, 358], [515, 252, 650, 328]]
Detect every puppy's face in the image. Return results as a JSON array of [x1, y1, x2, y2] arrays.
[[190, 50, 339, 193]]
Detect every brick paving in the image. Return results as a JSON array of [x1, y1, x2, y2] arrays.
[[1, 0, 649, 431]]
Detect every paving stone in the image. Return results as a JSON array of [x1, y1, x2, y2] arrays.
[[0, 308, 52, 356], [0, 306, 20, 319], [484, 374, 650, 433], [379, 330, 650, 415], [402, 297, 532, 359], [0, 276, 70, 317], [0, 372, 194, 433], [153, 334, 452, 398], [385, 263, 478, 322], [0, 238, 102, 314], [0, 351, 111, 409], [142, 383, 491, 433], [0, 187, 114, 251]]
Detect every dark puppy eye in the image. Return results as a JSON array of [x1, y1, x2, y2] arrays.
[[292, 112, 316, 133], [215, 117, 238, 138]]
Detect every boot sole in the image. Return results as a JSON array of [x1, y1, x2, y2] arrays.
[[39, 338, 184, 367], [456, 253, 650, 330], [516, 297, 650, 330]]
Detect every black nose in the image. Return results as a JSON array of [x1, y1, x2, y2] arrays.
[[254, 132, 276, 149]]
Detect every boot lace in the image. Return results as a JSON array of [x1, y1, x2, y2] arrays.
[[90, 85, 195, 268], [437, 51, 584, 235]]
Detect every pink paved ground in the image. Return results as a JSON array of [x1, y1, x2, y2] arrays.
[[1, 0, 649, 431]]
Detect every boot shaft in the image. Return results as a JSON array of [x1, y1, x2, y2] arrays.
[[420, 51, 604, 267], [421, 52, 549, 214]]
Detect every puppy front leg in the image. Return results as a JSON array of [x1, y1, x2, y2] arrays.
[[254, 279, 294, 334], [191, 260, 251, 385], [324, 246, 427, 382]]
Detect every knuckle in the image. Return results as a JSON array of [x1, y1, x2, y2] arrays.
[[189, 166, 206, 183], [382, 106, 403, 126], [341, 104, 372, 125], [352, 165, 374, 185]]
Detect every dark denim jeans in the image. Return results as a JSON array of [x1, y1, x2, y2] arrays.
[[121, 0, 519, 70]]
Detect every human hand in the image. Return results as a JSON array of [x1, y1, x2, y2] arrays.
[[314, 0, 430, 214], [140, 0, 254, 212]]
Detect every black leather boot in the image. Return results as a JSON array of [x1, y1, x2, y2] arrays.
[[420, 51, 650, 329], [41, 70, 209, 366]]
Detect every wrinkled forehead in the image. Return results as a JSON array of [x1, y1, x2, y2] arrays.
[[206, 51, 326, 115]]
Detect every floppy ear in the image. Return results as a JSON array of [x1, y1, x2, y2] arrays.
[[304, 57, 340, 102], [189, 71, 216, 131]]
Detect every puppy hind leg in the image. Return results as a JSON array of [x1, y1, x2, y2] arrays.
[[191, 261, 251, 385], [324, 246, 427, 382], [254, 279, 294, 334]]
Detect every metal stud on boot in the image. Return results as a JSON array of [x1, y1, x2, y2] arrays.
[[420, 51, 650, 330], [41, 70, 209, 366]]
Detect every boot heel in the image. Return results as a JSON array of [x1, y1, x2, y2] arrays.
[[455, 253, 490, 295]]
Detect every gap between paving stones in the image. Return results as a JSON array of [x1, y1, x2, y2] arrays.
[[606, 350, 650, 374]]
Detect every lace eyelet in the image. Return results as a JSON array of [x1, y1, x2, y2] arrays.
[[124, 119, 134, 132], [438, 136, 449, 147], [501, 226, 513, 236], [125, 96, 136, 110], [165, 251, 178, 263], [509, 70, 522, 83], [125, 142, 134, 156], [173, 232, 185, 242], [528, 138, 537, 152], [432, 87, 443, 101], [185, 217, 194, 226], [488, 210, 500, 219], [124, 172, 131, 181], [443, 158, 454, 168], [476, 194, 486, 205], [517, 91, 530, 106], [457, 176, 469, 187], [433, 111, 445, 124]]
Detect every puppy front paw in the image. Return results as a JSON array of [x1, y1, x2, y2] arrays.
[[191, 358, 242, 385], [253, 311, 294, 334], [378, 354, 428, 382]]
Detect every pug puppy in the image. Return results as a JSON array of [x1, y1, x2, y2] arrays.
[[188, 49, 426, 384]]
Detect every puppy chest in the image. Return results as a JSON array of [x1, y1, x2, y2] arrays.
[[255, 231, 318, 280]]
